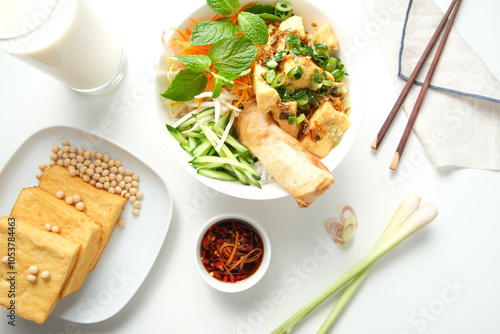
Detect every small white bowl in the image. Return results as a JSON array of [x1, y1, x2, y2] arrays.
[[194, 213, 271, 293]]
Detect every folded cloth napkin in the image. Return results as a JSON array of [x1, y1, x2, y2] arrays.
[[361, 0, 500, 170]]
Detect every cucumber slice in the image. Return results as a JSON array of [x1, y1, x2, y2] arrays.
[[197, 168, 238, 181], [167, 124, 188, 146], [176, 107, 216, 130]]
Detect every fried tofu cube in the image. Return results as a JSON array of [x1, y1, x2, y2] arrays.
[[39, 166, 126, 271], [10, 187, 101, 298], [270, 101, 300, 138], [0, 216, 80, 324], [300, 100, 351, 158], [278, 15, 307, 40], [281, 56, 335, 91], [252, 64, 280, 113], [313, 24, 339, 53]]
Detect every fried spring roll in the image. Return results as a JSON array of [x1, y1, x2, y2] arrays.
[[236, 100, 335, 208]]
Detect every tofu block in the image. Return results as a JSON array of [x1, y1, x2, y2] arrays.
[[39, 166, 126, 271], [0, 216, 80, 324], [300, 99, 351, 158], [266, 16, 308, 52], [313, 24, 339, 53], [270, 101, 300, 138], [278, 16, 307, 40], [281, 56, 335, 91], [252, 64, 280, 113], [10, 187, 101, 298]]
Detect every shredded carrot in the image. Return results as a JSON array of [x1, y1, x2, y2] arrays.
[[169, 27, 188, 41], [232, 71, 253, 107], [196, 98, 203, 113]]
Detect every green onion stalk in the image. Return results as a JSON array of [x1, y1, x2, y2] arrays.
[[271, 195, 438, 334]]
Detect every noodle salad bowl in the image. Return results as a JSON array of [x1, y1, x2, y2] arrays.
[[153, 0, 363, 201]]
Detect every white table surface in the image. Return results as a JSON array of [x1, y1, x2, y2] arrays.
[[1, 0, 499, 333]]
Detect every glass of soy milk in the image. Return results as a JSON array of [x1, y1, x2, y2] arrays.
[[0, 0, 125, 94]]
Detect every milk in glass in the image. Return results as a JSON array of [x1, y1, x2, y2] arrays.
[[0, 0, 125, 93]]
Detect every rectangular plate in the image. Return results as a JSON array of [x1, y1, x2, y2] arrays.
[[0, 126, 173, 324]]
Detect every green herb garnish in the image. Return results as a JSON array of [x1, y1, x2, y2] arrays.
[[161, 36, 256, 100], [190, 18, 240, 46], [162, 0, 285, 102], [205, 0, 269, 44]]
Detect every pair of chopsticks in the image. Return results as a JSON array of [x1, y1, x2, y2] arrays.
[[371, 0, 462, 170]]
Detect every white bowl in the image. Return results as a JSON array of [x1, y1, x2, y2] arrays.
[[194, 213, 271, 293], [153, 0, 363, 200]]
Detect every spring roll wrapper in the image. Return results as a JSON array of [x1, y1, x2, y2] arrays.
[[236, 100, 335, 208]]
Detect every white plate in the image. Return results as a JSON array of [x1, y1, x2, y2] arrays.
[[0, 126, 173, 324], [153, 0, 363, 200]]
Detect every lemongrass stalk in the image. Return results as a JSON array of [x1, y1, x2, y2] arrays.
[[316, 195, 422, 333], [272, 198, 438, 334]]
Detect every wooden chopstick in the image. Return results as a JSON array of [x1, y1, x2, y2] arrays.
[[370, 0, 462, 168], [371, 0, 460, 152], [389, 0, 462, 170]]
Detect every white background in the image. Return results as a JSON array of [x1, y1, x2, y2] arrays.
[[1, 0, 499, 333]]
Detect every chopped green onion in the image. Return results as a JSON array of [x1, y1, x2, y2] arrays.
[[287, 66, 303, 80], [323, 57, 338, 72], [295, 113, 306, 124], [271, 72, 286, 87], [266, 69, 276, 84], [273, 51, 286, 62], [275, 1, 292, 12], [297, 97, 308, 107], [287, 114, 296, 124], [311, 69, 325, 91], [333, 68, 347, 81], [315, 43, 329, 58], [299, 103, 310, 110], [285, 84, 295, 95], [285, 34, 301, 51], [291, 88, 315, 106], [266, 60, 278, 68]]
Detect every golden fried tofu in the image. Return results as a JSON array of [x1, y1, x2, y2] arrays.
[[39, 166, 126, 271], [313, 24, 339, 53], [300, 99, 351, 158], [10, 187, 101, 298], [278, 15, 307, 40], [281, 56, 335, 91], [0, 216, 80, 324], [270, 101, 300, 138], [252, 63, 280, 113]]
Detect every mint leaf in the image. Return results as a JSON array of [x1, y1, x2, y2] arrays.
[[211, 69, 250, 98], [208, 36, 257, 74], [243, 5, 286, 22], [160, 69, 208, 102], [176, 55, 212, 73], [206, 0, 240, 16], [237, 11, 269, 45], [258, 13, 286, 22], [190, 18, 240, 46], [212, 73, 233, 98], [243, 4, 275, 15]]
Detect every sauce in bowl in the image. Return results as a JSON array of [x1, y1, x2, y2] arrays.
[[200, 219, 264, 283]]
